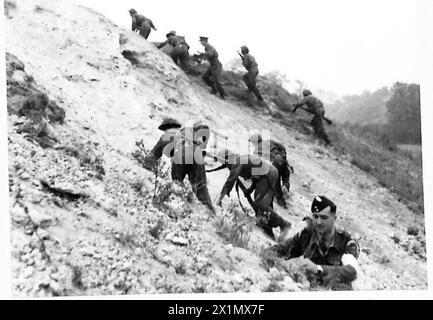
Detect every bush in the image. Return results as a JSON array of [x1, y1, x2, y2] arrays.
[[215, 201, 255, 249]]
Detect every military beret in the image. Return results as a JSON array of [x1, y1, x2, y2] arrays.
[[311, 195, 337, 213], [158, 118, 182, 131]]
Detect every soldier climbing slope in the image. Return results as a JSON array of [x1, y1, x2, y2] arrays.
[[211, 149, 291, 242], [292, 89, 331, 146], [272, 196, 360, 290], [238, 46, 264, 101], [142, 118, 215, 213], [157, 31, 192, 73], [129, 8, 157, 39], [249, 134, 293, 209], [198, 36, 226, 100]]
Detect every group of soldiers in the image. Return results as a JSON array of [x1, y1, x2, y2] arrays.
[[130, 8, 357, 289], [142, 118, 359, 289], [129, 8, 332, 147]]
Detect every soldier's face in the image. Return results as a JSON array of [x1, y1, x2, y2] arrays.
[[312, 207, 335, 235]]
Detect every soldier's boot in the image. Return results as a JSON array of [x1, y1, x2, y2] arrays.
[[217, 84, 226, 100], [252, 86, 264, 101], [276, 197, 288, 209], [277, 220, 292, 243]]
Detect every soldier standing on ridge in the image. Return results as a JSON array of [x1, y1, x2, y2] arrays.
[[292, 89, 331, 146], [129, 8, 157, 39], [157, 31, 192, 73], [198, 36, 226, 100], [213, 149, 291, 242], [238, 46, 264, 101], [272, 196, 360, 290], [249, 134, 292, 208], [142, 118, 215, 213]]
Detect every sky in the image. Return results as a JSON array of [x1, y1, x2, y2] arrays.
[[74, 0, 417, 95]]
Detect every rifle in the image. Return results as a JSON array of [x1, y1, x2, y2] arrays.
[[238, 51, 244, 59]]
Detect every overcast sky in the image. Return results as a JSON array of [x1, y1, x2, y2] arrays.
[[74, 0, 420, 96]]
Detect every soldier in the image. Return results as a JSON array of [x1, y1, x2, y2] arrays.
[[238, 46, 263, 101], [129, 8, 157, 39], [213, 149, 291, 242], [198, 36, 226, 100], [143, 118, 215, 213], [292, 89, 331, 146], [273, 196, 360, 290], [249, 134, 292, 208], [157, 31, 192, 73]]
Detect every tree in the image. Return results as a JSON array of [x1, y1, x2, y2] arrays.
[[385, 82, 421, 144]]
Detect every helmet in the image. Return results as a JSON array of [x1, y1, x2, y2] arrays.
[[240, 46, 249, 54], [158, 118, 182, 131], [166, 31, 176, 38], [302, 89, 312, 96], [128, 8, 137, 14], [249, 133, 262, 143], [199, 36, 208, 42]]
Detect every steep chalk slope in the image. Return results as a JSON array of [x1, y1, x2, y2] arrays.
[[5, 0, 427, 296]]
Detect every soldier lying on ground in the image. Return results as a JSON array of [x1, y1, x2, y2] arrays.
[[249, 134, 293, 209], [212, 149, 291, 242], [142, 118, 215, 213], [292, 89, 331, 146], [129, 8, 157, 39], [272, 196, 360, 290]]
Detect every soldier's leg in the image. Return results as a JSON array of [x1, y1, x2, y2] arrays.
[[202, 67, 214, 89], [249, 71, 263, 101], [312, 114, 331, 145], [139, 25, 151, 39], [243, 73, 252, 91], [212, 63, 226, 98], [171, 162, 188, 182], [187, 162, 215, 213], [253, 175, 277, 237]]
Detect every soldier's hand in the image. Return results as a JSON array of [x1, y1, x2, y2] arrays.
[[301, 258, 319, 274]]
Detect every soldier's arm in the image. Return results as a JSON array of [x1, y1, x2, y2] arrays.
[[157, 39, 169, 49], [241, 55, 249, 68], [273, 230, 304, 258], [292, 98, 306, 112], [131, 17, 137, 31], [320, 238, 360, 283], [220, 165, 244, 198], [148, 19, 157, 30]]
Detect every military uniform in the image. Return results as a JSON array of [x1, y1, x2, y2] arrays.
[[218, 153, 291, 238], [293, 95, 331, 145], [158, 34, 192, 73], [201, 42, 226, 99], [275, 225, 360, 289], [144, 120, 214, 212], [241, 52, 263, 101], [131, 14, 156, 39], [252, 138, 291, 207]]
